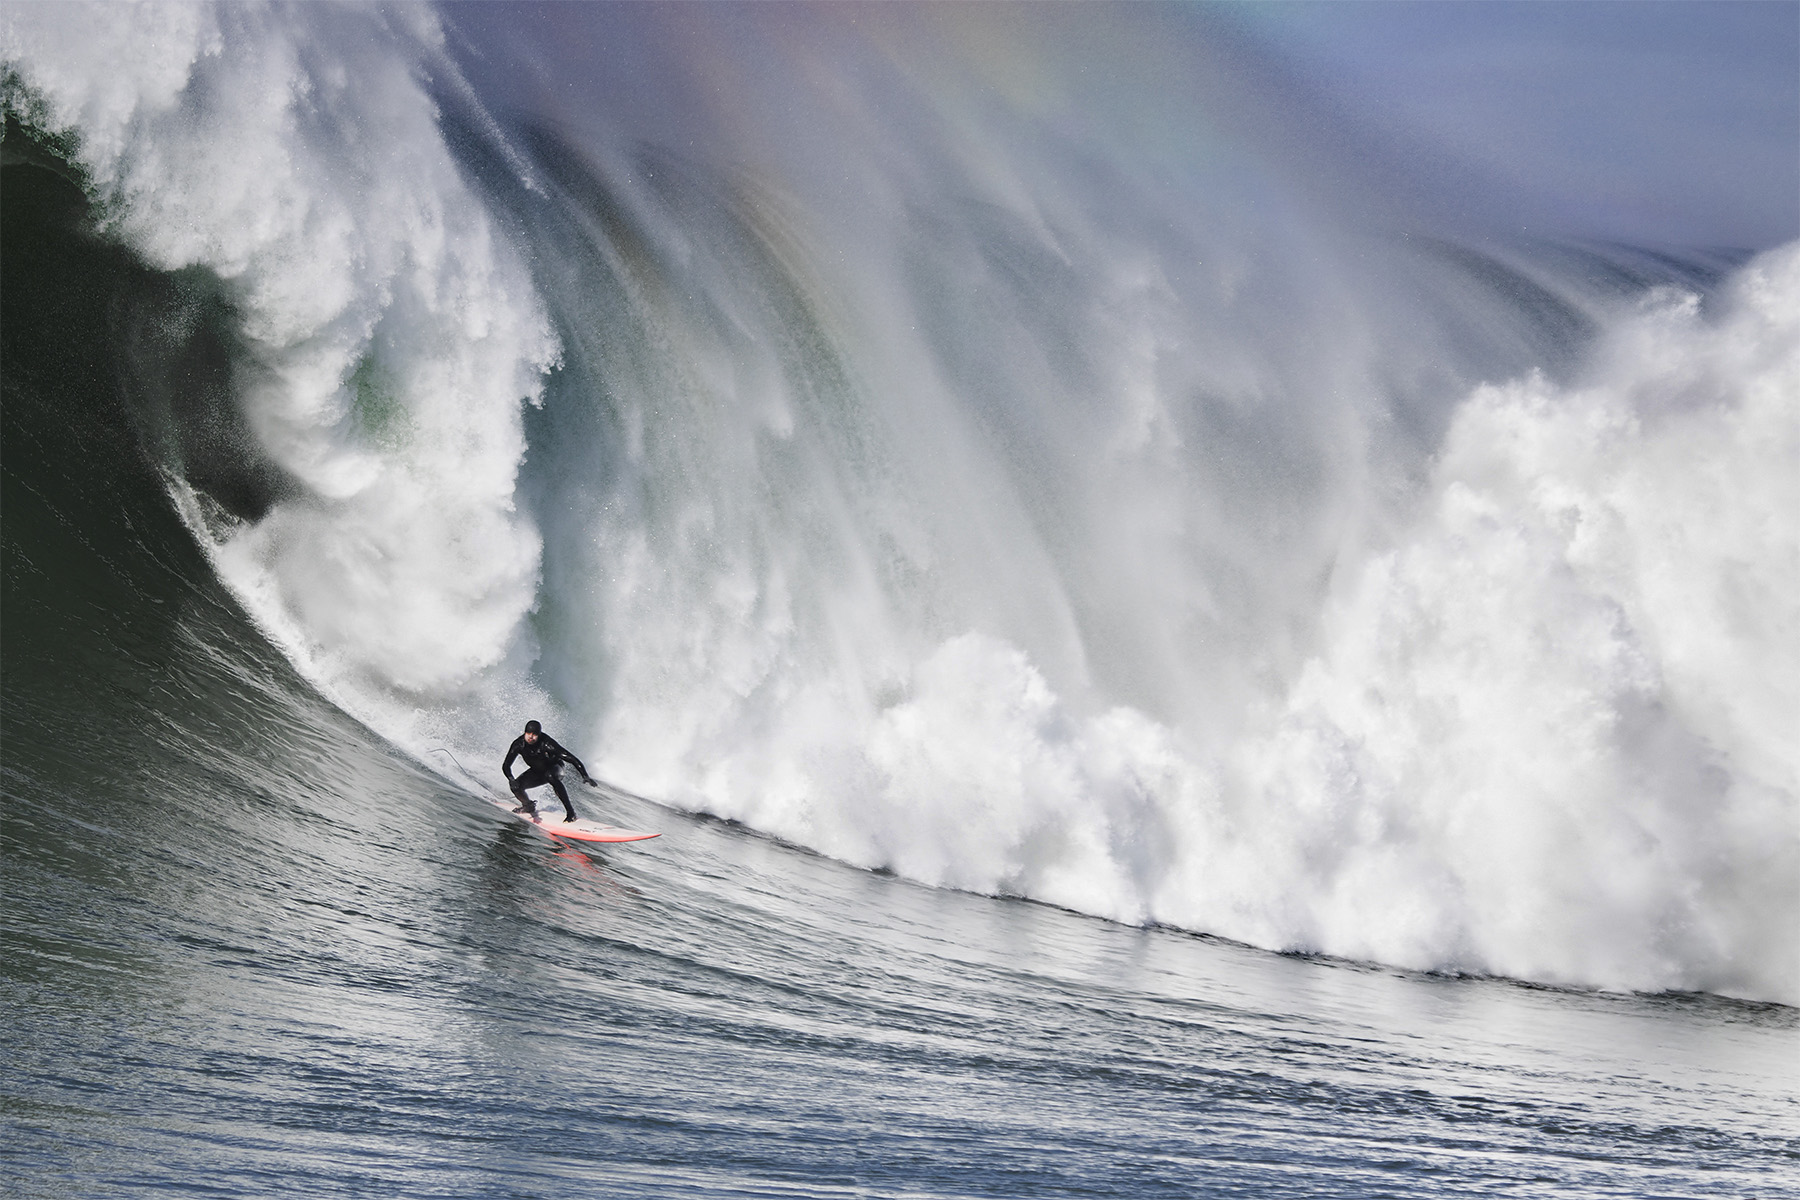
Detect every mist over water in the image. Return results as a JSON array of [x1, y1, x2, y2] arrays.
[[4, 0, 1795, 1008]]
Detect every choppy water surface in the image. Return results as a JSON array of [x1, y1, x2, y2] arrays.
[[4, 3, 1797, 1195], [7, 770, 1796, 1198]]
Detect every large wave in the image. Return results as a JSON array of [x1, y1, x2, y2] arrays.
[[5, 2, 1794, 1004]]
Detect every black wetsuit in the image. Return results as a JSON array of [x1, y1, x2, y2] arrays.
[[502, 732, 590, 821]]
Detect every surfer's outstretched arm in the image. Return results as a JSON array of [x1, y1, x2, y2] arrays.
[[548, 737, 594, 784], [566, 750, 594, 784]]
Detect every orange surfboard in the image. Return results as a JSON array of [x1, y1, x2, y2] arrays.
[[488, 792, 660, 843]]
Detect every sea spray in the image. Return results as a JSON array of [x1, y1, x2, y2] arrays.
[[596, 240, 1798, 1005], [1226, 247, 1800, 999], [7, 3, 1794, 1004]]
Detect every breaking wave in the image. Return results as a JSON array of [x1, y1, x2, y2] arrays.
[[5, 1, 1793, 1003]]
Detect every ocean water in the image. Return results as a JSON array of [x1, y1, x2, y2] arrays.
[[3, 4, 1796, 1196]]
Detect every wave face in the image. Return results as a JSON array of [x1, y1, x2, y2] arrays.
[[4, 3, 1795, 1004]]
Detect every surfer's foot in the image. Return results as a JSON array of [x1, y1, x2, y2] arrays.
[[513, 803, 536, 815], [563, 813, 578, 823]]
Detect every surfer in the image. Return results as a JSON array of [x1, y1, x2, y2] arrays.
[[502, 720, 595, 823]]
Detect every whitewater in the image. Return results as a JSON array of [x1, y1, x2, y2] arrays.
[[3, 4, 1797, 1195]]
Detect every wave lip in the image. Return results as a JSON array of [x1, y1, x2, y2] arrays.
[[4, 0, 557, 709]]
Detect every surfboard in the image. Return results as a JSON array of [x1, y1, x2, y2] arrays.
[[486, 792, 660, 843]]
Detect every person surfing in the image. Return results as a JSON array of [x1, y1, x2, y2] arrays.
[[502, 720, 595, 823]]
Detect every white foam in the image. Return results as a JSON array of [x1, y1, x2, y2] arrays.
[[5, 2, 559, 751], [1225, 248, 1799, 1000], [593, 244, 1798, 1005]]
